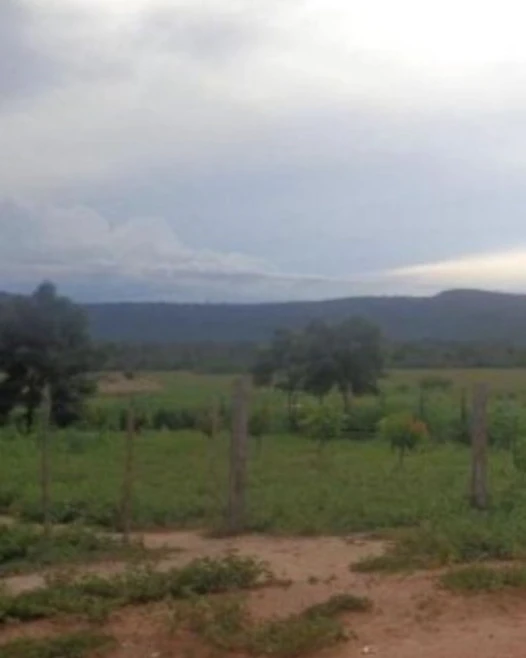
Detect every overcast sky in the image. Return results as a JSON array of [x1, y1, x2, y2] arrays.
[[2, 0, 526, 302]]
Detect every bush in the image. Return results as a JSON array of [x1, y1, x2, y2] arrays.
[[419, 376, 452, 392], [341, 400, 383, 440], [489, 401, 519, 450], [378, 412, 428, 463], [299, 405, 343, 444]]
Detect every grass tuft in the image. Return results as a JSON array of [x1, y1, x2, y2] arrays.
[[0, 631, 114, 658], [441, 564, 526, 592], [0, 555, 268, 625], [181, 591, 371, 657], [0, 523, 143, 575]]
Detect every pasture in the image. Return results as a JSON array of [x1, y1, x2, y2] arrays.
[[3, 369, 526, 658], [1, 369, 526, 543]]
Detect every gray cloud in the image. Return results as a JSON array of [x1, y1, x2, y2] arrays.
[[0, 0, 59, 103], [3, 0, 526, 301], [0, 198, 375, 302]]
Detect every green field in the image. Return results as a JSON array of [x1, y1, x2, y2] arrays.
[[3, 369, 526, 558]]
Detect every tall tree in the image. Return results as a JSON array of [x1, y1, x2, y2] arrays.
[[331, 318, 383, 411], [0, 282, 95, 430], [252, 317, 383, 413]]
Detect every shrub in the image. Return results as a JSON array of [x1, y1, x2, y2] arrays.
[[419, 376, 452, 392], [299, 405, 343, 445], [341, 400, 383, 440], [489, 401, 519, 450], [378, 412, 428, 464]]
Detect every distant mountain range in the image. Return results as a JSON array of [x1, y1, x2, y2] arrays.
[[79, 289, 526, 344]]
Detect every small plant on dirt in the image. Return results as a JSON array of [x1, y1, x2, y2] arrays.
[[180, 591, 371, 657], [0, 555, 269, 625], [0, 631, 114, 658], [378, 412, 428, 465], [0, 523, 141, 575], [245, 611, 346, 657], [303, 593, 372, 617], [441, 564, 526, 592]]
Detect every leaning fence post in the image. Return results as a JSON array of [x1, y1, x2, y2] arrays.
[[227, 377, 250, 534], [470, 383, 489, 510], [121, 396, 136, 543]]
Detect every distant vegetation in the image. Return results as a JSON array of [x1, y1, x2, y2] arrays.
[[82, 288, 526, 345]]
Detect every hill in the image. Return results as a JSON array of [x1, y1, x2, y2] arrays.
[[83, 289, 526, 344]]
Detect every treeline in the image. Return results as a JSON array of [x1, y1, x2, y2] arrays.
[[389, 341, 526, 368], [97, 341, 257, 374], [97, 339, 526, 373]]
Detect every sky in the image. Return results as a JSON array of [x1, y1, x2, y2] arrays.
[[2, 0, 526, 302]]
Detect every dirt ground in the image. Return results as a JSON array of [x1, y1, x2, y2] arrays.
[[97, 372, 163, 396], [3, 531, 526, 657]]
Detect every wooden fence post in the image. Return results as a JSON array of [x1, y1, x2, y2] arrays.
[[470, 383, 489, 510], [40, 384, 52, 539], [121, 397, 136, 544], [227, 377, 250, 534]]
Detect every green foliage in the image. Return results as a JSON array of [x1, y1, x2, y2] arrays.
[[354, 511, 526, 573], [245, 611, 346, 657], [0, 631, 114, 658], [299, 405, 343, 444], [0, 282, 95, 430], [249, 408, 271, 438], [513, 437, 526, 474], [441, 564, 526, 592], [0, 523, 139, 574], [252, 318, 384, 411], [489, 400, 519, 449], [419, 376, 453, 392], [302, 593, 372, 616], [0, 555, 268, 625], [183, 591, 370, 657], [341, 399, 384, 439], [377, 412, 428, 461]]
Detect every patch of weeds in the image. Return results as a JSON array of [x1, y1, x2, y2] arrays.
[[0, 631, 114, 658], [246, 612, 346, 657], [441, 564, 526, 592], [182, 591, 371, 657], [0, 555, 269, 625], [353, 518, 526, 573], [303, 593, 372, 617], [0, 524, 144, 575]]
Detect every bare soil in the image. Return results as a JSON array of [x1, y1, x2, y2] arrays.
[[3, 531, 526, 657], [97, 373, 163, 396]]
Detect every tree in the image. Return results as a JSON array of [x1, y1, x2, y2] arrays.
[[252, 318, 384, 416], [301, 321, 335, 402], [252, 329, 305, 425], [0, 282, 95, 431], [331, 318, 383, 412]]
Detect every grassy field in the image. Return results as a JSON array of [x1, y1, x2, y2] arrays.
[[3, 369, 526, 658], [2, 369, 526, 548]]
